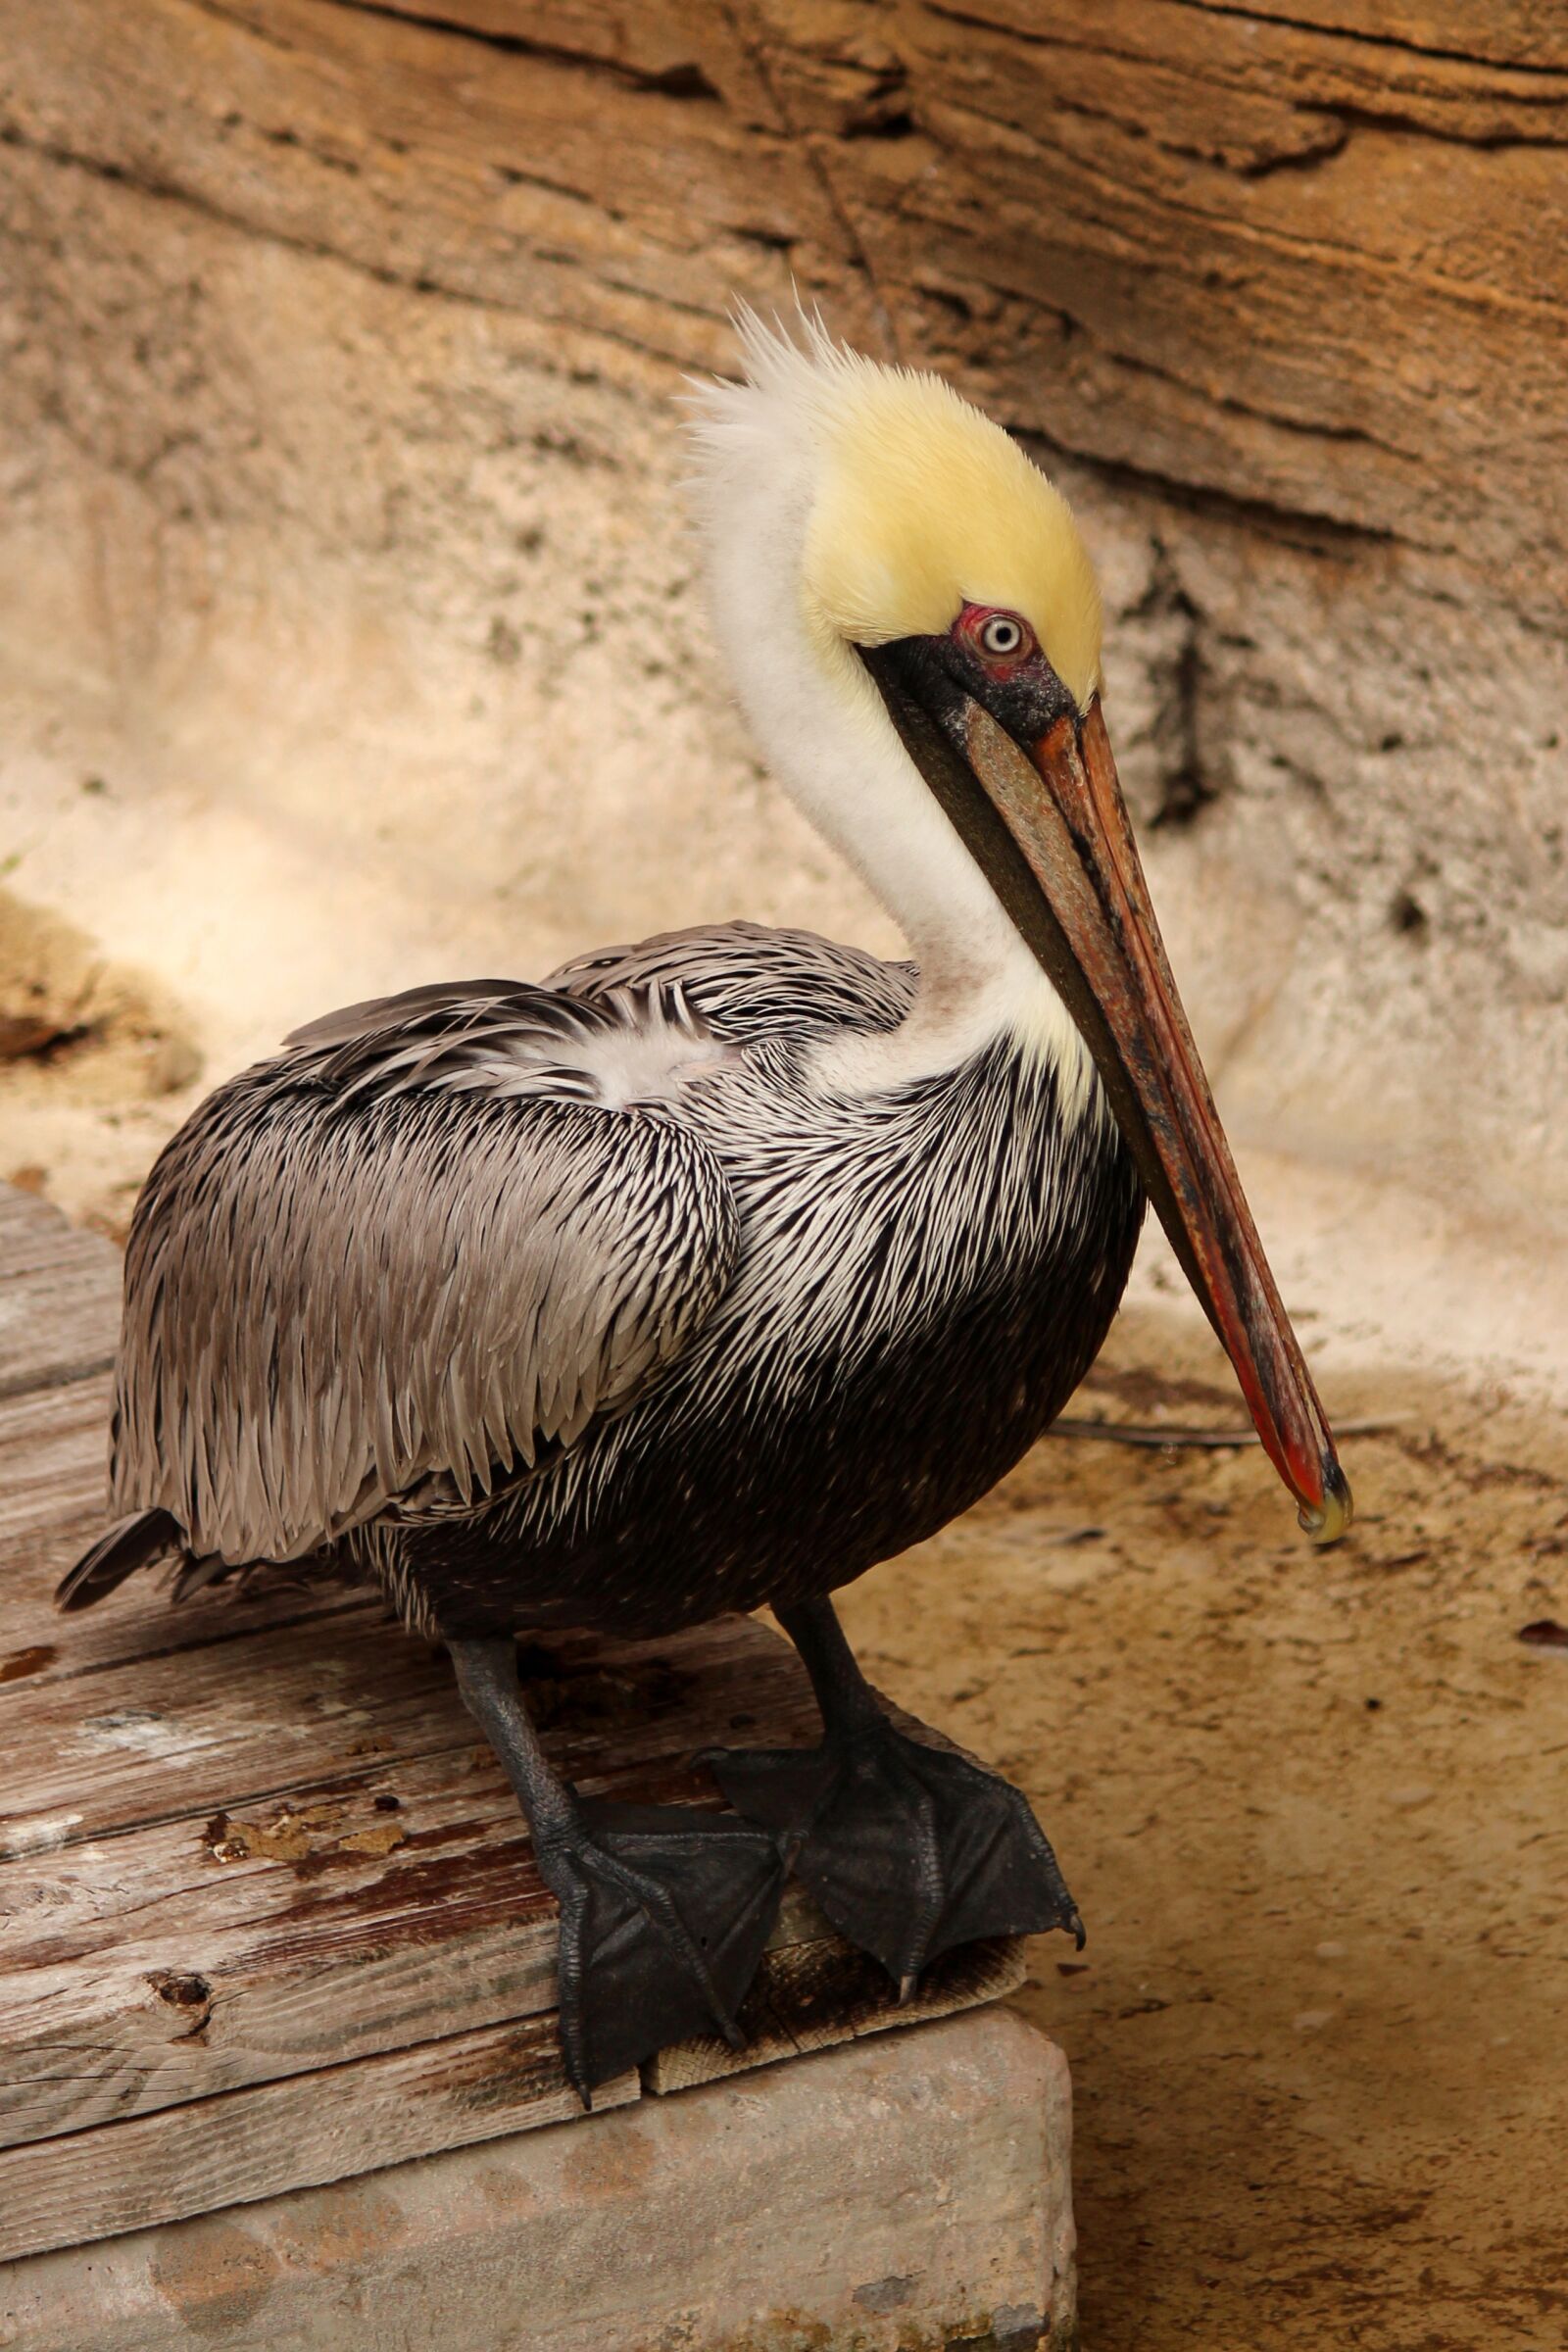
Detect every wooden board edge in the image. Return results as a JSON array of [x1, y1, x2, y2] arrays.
[[0, 2010, 637, 2266], [642, 1933, 1029, 2094]]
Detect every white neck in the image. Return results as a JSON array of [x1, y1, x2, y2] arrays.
[[700, 436, 1093, 1100]]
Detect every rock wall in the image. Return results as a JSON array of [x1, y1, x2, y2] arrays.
[[0, 1, 1564, 1234]]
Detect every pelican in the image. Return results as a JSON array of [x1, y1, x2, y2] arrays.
[[60, 316, 1350, 2100]]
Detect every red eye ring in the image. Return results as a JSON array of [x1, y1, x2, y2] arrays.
[[957, 604, 1035, 668]]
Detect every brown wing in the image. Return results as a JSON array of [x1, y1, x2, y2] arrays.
[[109, 983, 739, 1564]]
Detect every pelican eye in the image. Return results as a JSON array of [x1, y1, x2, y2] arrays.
[[973, 611, 1031, 662]]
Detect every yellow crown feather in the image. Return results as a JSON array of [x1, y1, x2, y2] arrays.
[[715, 311, 1103, 710]]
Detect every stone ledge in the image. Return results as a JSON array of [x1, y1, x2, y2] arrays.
[[0, 2007, 1076, 2352]]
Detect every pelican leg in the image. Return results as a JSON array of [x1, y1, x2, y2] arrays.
[[448, 1637, 788, 2105], [707, 1596, 1083, 1994]]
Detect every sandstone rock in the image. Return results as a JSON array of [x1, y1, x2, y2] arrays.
[[0, 4, 1561, 1235]]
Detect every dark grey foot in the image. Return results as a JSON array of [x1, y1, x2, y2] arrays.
[[445, 1635, 788, 2108], [537, 1799, 788, 2102], [708, 1724, 1083, 1994]]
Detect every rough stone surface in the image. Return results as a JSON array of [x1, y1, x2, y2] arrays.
[[0, 2009, 1076, 2352], [0, 2, 1564, 1240]]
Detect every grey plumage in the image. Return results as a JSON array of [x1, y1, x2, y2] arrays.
[[65, 921, 1144, 1641], [104, 972, 741, 1566]]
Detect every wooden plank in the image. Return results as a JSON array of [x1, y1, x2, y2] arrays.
[[0, 2011, 639, 2266], [0, 1178, 1025, 2246], [0, 1555, 375, 1694], [0, 1186, 120, 1399], [0, 1371, 387, 1690], [0, 2018, 1075, 2352], [0, 1607, 477, 1856], [0, 1736, 974, 2155], [645, 1932, 1029, 2094], [0, 1624, 819, 2147], [0, 1371, 112, 1547], [0, 1610, 815, 1855], [0, 1749, 699, 2150]]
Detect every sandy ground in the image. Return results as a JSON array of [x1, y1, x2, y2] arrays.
[[832, 1253, 1567, 2351]]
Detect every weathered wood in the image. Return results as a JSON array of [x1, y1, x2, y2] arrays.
[[1, 0, 1563, 599], [0, 1608, 478, 1855], [0, 1608, 817, 1856], [0, 1372, 114, 1552], [0, 1178, 1030, 2261], [0, 1679, 814, 2153], [0, 2011, 639, 2267], [0, 1745, 567, 2151], [0, 2013, 1076, 2352], [647, 1931, 1028, 2093], [0, 1186, 120, 1399]]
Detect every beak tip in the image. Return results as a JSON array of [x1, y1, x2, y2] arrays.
[[1298, 1455, 1353, 1547]]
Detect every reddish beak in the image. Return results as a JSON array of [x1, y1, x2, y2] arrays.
[[965, 695, 1351, 1542]]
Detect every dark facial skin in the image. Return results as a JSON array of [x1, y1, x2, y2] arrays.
[[863, 604, 1079, 758]]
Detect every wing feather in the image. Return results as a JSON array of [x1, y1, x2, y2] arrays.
[[548, 919, 916, 1040], [111, 983, 739, 1564]]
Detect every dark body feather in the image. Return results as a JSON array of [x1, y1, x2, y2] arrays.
[[73, 924, 1145, 1640]]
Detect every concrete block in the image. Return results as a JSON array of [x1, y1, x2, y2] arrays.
[[0, 2009, 1076, 2352]]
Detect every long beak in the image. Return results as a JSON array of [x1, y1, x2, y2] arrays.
[[867, 657, 1350, 1544]]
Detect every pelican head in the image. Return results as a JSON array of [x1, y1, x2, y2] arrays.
[[691, 313, 1350, 1544]]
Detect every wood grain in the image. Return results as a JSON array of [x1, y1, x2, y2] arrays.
[[0, 1186, 120, 1400], [0, 2011, 639, 2266], [645, 1931, 1028, 2093], [0, 1175, 1026, 2254], [0, 1373, 114, 1551], [0, 1684, 817, 2152], [0, 1605, 817, 1854]]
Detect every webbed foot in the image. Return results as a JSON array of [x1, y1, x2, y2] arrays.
[[709, 1724, 1081, 1993], [445, 1636, 788, 2107], [538, 1799, 788, 2102]]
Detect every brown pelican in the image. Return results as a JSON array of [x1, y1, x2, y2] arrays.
[[60, 317, 1350, 2100]]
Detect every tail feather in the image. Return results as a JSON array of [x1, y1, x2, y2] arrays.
[[169, 1550, 242, 1605], [56, 1509, 181, 1613]]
